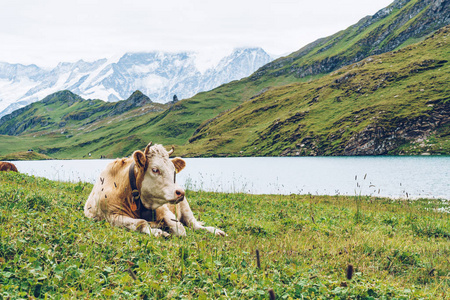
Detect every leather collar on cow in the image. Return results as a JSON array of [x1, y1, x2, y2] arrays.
[[128, 162, 157, 222]]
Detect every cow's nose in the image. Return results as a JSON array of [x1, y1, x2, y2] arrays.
[[175, 189, 185, 199]]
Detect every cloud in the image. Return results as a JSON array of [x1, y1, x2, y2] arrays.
[[0, 0, 394, 67]]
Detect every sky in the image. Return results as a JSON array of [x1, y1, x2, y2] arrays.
[[1, 0, 394, 68]]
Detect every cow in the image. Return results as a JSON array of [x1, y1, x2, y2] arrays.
[[84, 142, 226, 237], [0, 162, 18, 172]]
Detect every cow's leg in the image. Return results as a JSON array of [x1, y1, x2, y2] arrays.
[[156, 205, 186, 237], [84, 193, 102, 220], [177, 197, 227, 236], [108, 214, 169, 237]]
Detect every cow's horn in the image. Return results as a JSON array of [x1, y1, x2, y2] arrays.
[[168, 145, 174, 156], [144, 142, 153, 156]]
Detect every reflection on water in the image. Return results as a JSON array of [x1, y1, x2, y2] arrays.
[[12, 156, 450, 199]]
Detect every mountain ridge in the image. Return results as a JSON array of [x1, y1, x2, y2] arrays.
[[0, 48, 273, 117], [0, 90, 165, 136], [251, 0, 449, 81]]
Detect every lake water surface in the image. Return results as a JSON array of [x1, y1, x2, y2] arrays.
[[12, 156, 450, 199]]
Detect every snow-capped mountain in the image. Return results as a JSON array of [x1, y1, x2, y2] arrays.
[[0, 48, 273, 118]]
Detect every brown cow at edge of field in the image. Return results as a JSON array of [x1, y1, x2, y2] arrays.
[[84, 142, 227, 237], [0, 162, 18, 172]]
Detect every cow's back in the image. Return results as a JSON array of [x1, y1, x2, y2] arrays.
[[84, 158, 134, 220], [0, 162, 18, 172]]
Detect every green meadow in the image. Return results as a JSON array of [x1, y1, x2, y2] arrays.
[[0, 172, 448, 299]]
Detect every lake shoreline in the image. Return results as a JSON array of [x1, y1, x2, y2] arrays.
[[4, 153, 450, 161], [9, 156, 450, 200]]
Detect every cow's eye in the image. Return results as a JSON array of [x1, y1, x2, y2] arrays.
[[152, 168, 160, 174]]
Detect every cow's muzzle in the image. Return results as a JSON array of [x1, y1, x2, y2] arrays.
[[171, 189, 185, 204], [168, 195, 184, 204]]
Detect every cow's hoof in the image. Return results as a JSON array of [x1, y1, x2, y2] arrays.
[[151, 228, 170, 237], [171, 225, 187, 237], [214, 229, 227, 236], [203, 226, 228, 236]]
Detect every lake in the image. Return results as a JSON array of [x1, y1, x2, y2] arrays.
[[11, 156, 450, 200]]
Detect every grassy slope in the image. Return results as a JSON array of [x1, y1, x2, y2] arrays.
[[0, 151, 51, 161], [0, 96, 171, 159], [0, 172, 449, 298], [184, 26, 450, 157], [0, 91, 166, 135], [0, 79, 279, 159]]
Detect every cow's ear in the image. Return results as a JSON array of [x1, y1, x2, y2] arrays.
[[133, 150, 147, 169], [172, 157, 186, 173]]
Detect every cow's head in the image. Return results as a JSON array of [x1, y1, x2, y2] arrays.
[[133, 142, 186, 210]]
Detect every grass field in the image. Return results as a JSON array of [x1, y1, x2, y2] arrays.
[[0, 172, 449, 299]]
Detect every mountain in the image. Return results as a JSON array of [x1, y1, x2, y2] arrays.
[[252, 0, 450, 81], [128, 0, 449, 154], [0, 48, 272, 118], [185, 26, 449, 156], [0, 0, 448, 159], [0, 90, 165, 136], [179, 0, 450, 115]]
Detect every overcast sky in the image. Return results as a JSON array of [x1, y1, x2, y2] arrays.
[[1, 0, 394, 68]]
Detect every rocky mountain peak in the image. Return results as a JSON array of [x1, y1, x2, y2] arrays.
[[0, 48, 272, 118], [41, 90, 84, 106], [125, 90, 152, 106]]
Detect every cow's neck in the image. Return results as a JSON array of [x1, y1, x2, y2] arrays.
[[129, 162, 157, 221]]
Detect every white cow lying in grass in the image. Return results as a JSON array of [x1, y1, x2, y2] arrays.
[[84, 142, 226, 237]]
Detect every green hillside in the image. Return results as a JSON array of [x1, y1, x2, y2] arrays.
[[185, 26, 450, 156], [0, 90, 164, 136], [0, 91, 169, 159]]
